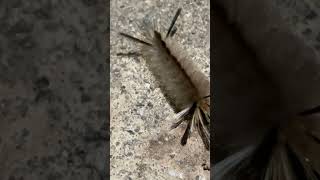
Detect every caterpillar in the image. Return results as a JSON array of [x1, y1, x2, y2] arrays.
[[118, 8, 210, 150]]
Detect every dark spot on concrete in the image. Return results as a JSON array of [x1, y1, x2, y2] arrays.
[[120, 85, 126, 94], [96, 64, 104, 73], [136, 163, 147, 178], [12, 128, 30, 149], [126, 130, 135, 135], [13, 34, 36, 49], [34, 77, 50, 90], [147, 102, 153, 108], [16, 98, 29, 117], [34, 6, 52, 19], [21, 128, 30, 137], [136, 102, 144, 107], [79, 86, 84, 92], [201, 163, 210, 171], [67, 158, 73, 165], [15, 144, 22, 149], [49, 122, 55, 128], [0, 99, 11, 118], [6, 19, 34, 35], [302, 28, 312, 35], [134, 127, 140, 133], [47, 107, 62, 121], [149, 139, 159, 147], [81, 94, 91, 103], [27, 158, 37, 169], [81, 0, 97, 6], [75, 148, 87, 159], [47, 172, 63, 180], [305, 10, 318, 20]]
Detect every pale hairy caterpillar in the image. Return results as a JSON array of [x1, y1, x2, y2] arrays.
[[212, 0, 320, 179], [118, 8, 210, 150]]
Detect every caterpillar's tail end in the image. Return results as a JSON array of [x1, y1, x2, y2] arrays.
[[171, 98, 210, 150]]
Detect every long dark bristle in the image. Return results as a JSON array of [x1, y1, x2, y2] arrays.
[[306, 131, 320, 144], [299, 105, 320, 116], [199, 108, 210, 126], [243, 129, 279, 179], [212, 146, 256, 180], [119, 32, 152, 46], [171, 118, 186, 130], [166, 8, 182, 38], [169, 26, 178, 37], [196, 113, 210, 150], [202, 95, 210, 99], [181, 119, 192, 146], [314, 170, 320, 179], [285, 143, 312, 180]]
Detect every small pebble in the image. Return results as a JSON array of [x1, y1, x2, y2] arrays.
[[195, 175, 205, 180]]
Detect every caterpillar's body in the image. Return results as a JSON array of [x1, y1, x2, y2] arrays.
[[119, 9, 210, 150]]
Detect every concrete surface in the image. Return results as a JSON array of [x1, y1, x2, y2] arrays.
[[110, 0, 210, 179], [275, 0, 320, 52], [0, 0, 108, 179]]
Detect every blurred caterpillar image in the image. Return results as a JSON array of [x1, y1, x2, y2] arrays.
[[118, 8, 210, 150], [212, 0, 320, 179]]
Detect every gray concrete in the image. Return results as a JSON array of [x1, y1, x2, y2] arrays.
[[110, 0, 210, 179], [0, 0, 108, 179], [275, 0, 320, 52]]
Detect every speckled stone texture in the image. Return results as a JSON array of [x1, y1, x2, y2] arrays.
[[0, 0, 108, 179], [275, 0, 320, 52], [111, 0, 210, 179]]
